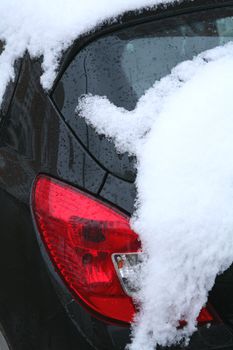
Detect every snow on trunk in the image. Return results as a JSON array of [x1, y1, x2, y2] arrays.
[[78, 43, 233, 349]]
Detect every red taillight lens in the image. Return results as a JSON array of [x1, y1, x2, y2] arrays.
[[32, 175, 140, 324], [32, 175, 218, 327], [197, 306, 214, 324], [179, 306, 216, 329]]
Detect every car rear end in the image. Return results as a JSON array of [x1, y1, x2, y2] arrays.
[[1, 0, 233, 349]]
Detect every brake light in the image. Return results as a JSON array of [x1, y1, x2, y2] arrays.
[[32, 175, 218, 327], [197, 306, 214, 324], [179, 305, 216, 329], [32, 175, 140, 324]]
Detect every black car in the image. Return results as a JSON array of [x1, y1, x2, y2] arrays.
[[1, 0, 233, 349]]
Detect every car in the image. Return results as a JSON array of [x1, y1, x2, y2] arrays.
[[1, 0, 233, 349]]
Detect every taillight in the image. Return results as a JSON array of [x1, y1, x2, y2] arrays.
[[179, 306, 216, 329], [32, 175, 218, 327], [31, 175, 140, 324], [197, 306, 214, 325]]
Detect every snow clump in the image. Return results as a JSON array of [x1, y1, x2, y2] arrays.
[[77, 42, 233, 349]]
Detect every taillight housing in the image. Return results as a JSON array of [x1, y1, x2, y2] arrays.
[[32, 175, 218, 327], [31, 175, 140, 324]]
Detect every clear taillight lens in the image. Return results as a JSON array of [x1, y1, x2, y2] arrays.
[[112, 253, 143, 296]]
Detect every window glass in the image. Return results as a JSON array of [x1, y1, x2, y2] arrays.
[[54, 7, 233, 114], [52, 6, 233, 181], [0, 42, 21, 117]]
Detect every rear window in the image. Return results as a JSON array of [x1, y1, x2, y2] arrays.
[[54, 7, 233, 110], [53, 6, 233, 179]]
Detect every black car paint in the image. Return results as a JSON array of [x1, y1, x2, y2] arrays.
[[0, 1, 233, 349]]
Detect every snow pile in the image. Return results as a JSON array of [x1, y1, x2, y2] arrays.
[[78, 42, 233, 349], [0, 0, 175, 107]]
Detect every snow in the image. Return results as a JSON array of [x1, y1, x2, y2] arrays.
[[78, 42, 233, 349], [0, 0, 175, 107]]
